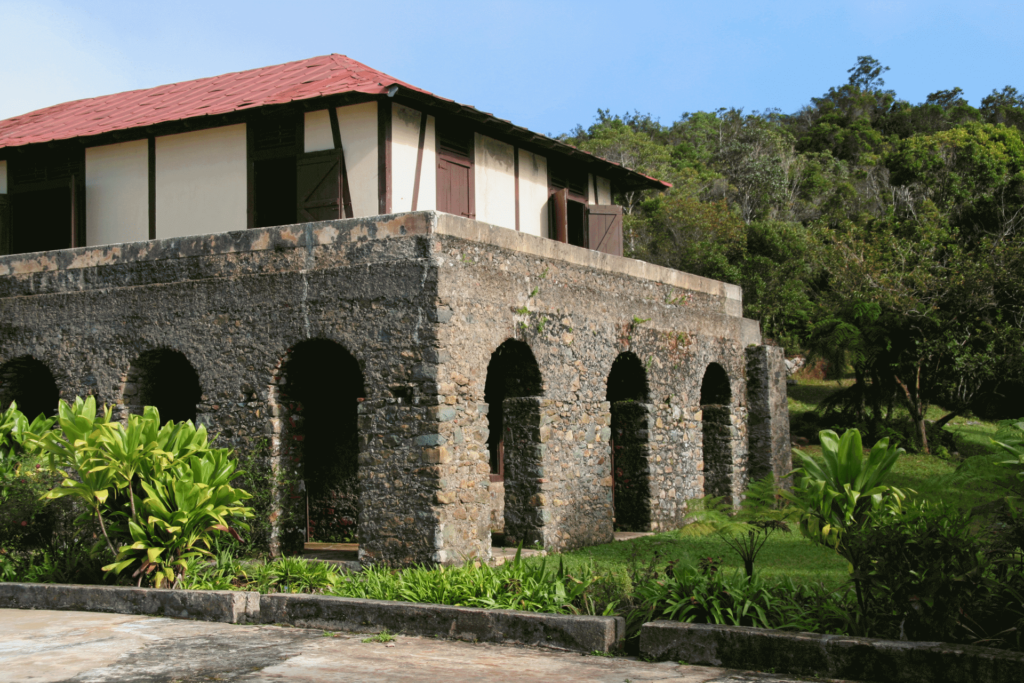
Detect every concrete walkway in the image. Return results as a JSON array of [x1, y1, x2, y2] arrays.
[[0, 609, 852, 683]]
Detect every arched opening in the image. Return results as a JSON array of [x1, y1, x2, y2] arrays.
[[125, 349, 202, 424], [606, 352, 651, 531], [700, 363, 734, 501], [278, 339, 364, 556], [0, 356, 59, 420], [484, 339, 543, 547]]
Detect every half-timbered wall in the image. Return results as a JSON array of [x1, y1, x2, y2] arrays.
[[85, 140, 149, 247], [392, 104, 436, 213], [155, 125, 247, 237], [473, 134, 516, 230], [304, 102, 379, 218], [518, 150, 548, 238]]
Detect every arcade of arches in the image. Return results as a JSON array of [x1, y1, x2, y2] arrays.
[[0, 213, 791, 565]]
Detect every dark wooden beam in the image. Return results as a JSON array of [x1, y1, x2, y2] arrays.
[[378, 99, 392, 215]]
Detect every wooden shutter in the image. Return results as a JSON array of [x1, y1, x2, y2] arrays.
[[587, 204, 623, 256], [551, 187, 568, 243], [0, 195, 10, 256], [437, 157, 472, 218], [296, 150, 344, 222]]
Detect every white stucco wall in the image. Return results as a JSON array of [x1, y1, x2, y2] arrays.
[[155, 124, 247, 238], [85, 140, 149, 246], [586, 174, 613, 205], [474, 134, 516, 230], [597, 176, 612, 205], [305, 103, 379, 218], [0, 160, 7, 194], [304, 109, 333, 153], [392, 104, 436, 212], [517, 149, 548, 237]]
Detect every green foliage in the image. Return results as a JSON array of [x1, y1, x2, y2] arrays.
[[631, 558, 855, 635], [33, 396, 253, 588], [680, 476, 793, 578], [785, 429, 909, 554], [362, 629, 396, 643]]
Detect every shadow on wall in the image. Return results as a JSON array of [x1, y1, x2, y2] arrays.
[[279, 339, 364, 548], [125, 349, 202, 424], [484, 339, 544, 547], [0, 356, 59, 419], [607, 352, 651, 532], [700, 362, 734, 502]]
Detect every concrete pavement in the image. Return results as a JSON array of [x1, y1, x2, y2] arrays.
[[0, 609, 849, 682]]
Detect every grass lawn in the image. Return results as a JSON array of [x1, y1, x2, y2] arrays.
[[532, 376, 1014, 590], [528, 528, 850, 590]]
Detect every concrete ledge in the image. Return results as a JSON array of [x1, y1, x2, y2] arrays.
[[260, 593, 624, 653], [640, 620, 1024, 683], [0, 582, 260, 624]]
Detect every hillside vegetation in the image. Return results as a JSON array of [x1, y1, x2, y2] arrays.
[[566, 57, 1024, 453]]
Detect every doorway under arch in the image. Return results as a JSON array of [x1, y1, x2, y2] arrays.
[[484, 339, 544, 547], [606, 351, 651, 531], [277, 339, 365, 553], [0, 356, 59, 420], [124, 349, 202, 424], [700, 362, 734, 502]]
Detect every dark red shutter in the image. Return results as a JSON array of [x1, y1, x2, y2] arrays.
[[436, 157, 472, 218], [296, 150, 344, 221], [587, 204, 623, 256], [551, 187, 568, 243]]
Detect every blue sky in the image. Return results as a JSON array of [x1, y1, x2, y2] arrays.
[[1, 0, 1021, 136]]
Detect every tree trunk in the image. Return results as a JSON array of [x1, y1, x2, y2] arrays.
[[894, 365, 929, 454]]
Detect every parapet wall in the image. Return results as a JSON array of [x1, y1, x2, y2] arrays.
[[0, 211, 786, 565]]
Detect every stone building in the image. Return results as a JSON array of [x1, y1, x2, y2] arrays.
[[0, 56, 789, 565]]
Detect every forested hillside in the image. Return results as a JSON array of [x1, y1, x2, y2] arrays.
[[566, 57, 1024, 450]]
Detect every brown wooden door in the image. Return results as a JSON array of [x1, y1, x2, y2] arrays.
[[551, 187, 568, 243], [437, 157, 472, 218], [297, 150, 345, 222], [587, 204, 623, 256]]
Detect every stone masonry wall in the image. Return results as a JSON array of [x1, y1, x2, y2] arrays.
[[0, 210, 787, 565], [746, 345, 792, 487]]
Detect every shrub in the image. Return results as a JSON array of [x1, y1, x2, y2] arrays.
[[630, 558, 855, 634], [34, 397, 254, 588]]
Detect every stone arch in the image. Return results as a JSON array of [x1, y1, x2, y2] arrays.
[[484, 339, 544, 547], [123, 349, 202, 424], [606, 351, 651, 531], [700, 362, 735, 502], [270, 338, 365, 555], [0, 356, 59, 419]]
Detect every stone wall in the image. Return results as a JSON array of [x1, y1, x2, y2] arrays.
[[0, 210, 788, 565], [745, 345, 792, 486]]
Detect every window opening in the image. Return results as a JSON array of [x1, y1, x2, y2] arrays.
[[125, 349, 202, 425], [436, 119, 474, 218], [484, 339, 543, 547], [252, 113, 300, 228], [8, 148, 83, 254], [279, 339, 364, 553], [700, 363, 734, 502], [0, 356, 59, 420], [606, 352, 651, 531]]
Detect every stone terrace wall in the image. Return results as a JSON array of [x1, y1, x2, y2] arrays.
[[428, 213, 763, 559], [0, 211, 787, 565]]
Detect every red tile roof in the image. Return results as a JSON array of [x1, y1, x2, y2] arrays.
[[0, 54, 670, 190], [0, 54, 420, 149]]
